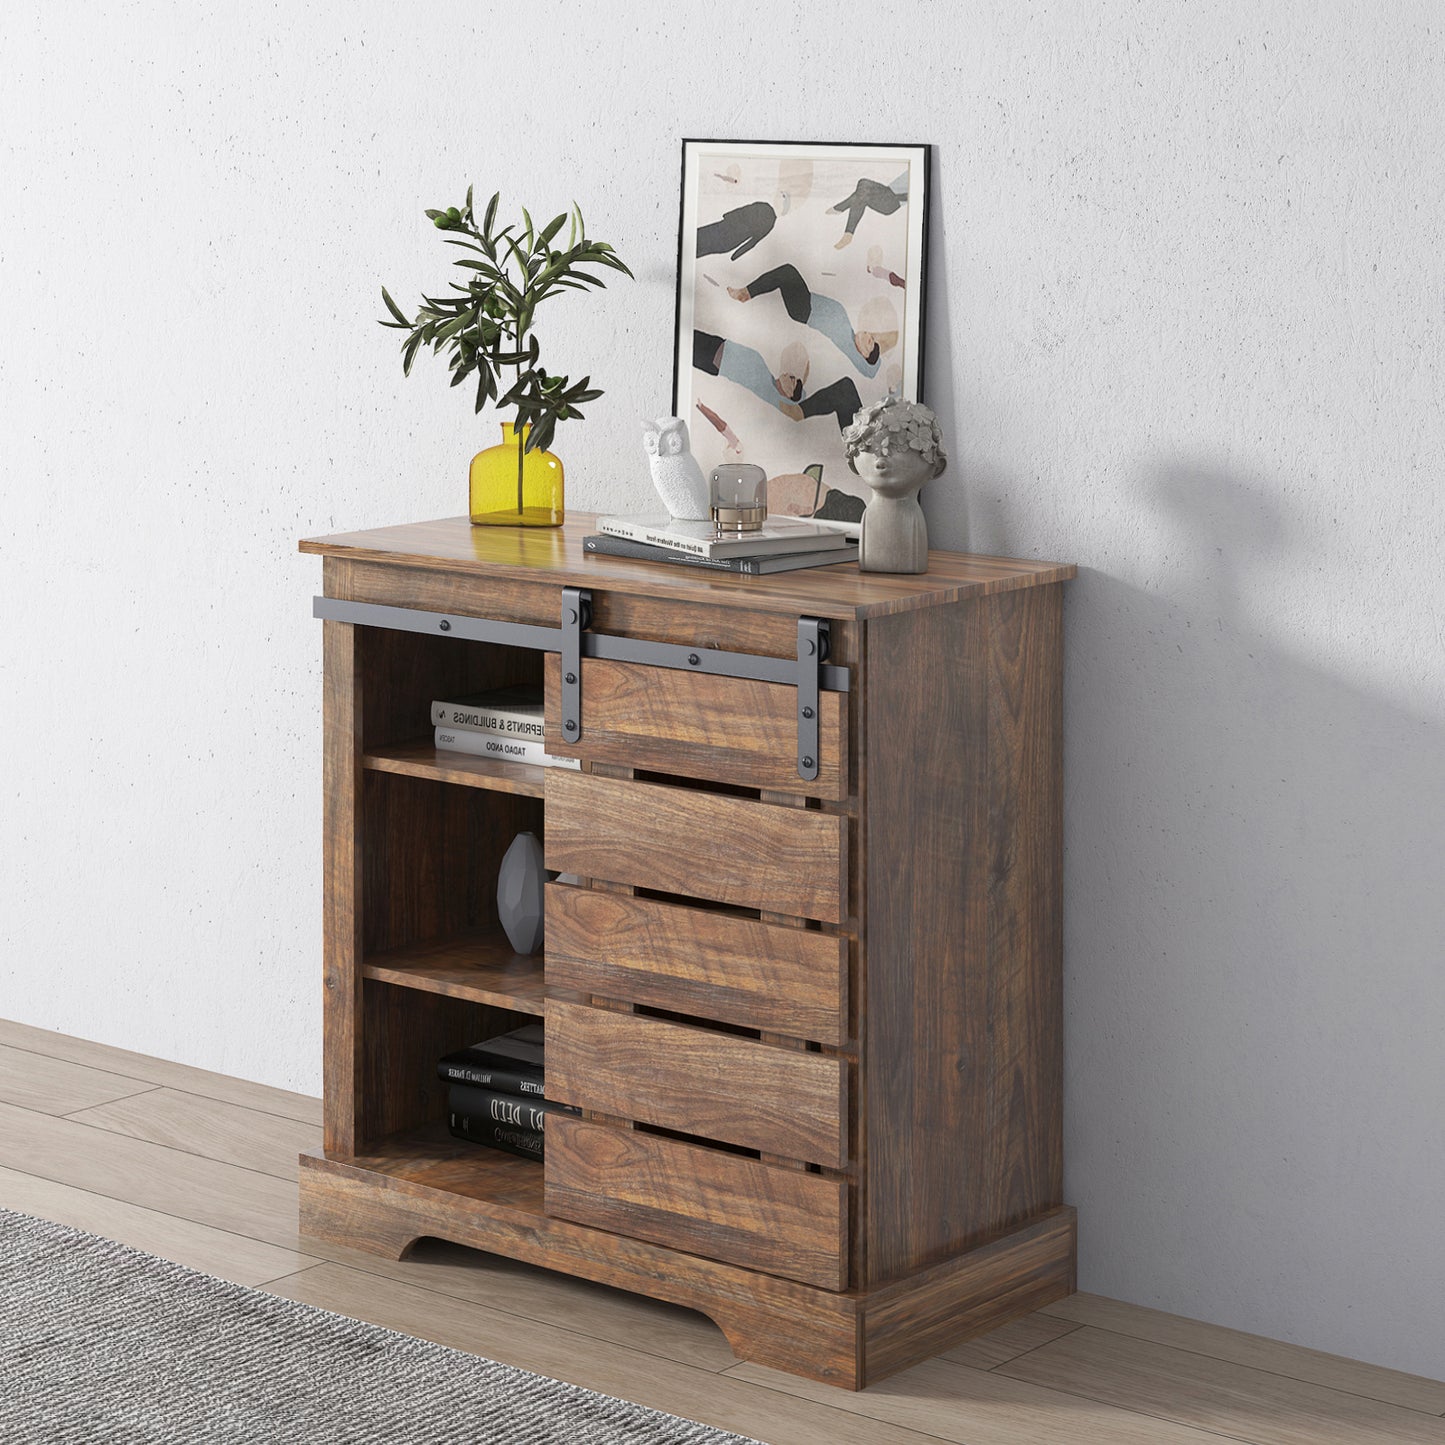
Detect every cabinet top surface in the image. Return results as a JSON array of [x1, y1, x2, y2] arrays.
[[299, 514, 1075, 620]]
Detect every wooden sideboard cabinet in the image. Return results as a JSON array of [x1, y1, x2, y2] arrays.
[[296, 514, 1076, 1389]]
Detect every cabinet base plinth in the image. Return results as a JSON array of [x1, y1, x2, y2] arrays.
[[298, 1149, 1075, 1389]]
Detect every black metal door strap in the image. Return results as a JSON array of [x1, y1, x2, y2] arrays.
[[314, 594, 848, 780]]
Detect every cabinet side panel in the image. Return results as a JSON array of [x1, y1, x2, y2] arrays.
[[983, 583, 1065, 1223], [863, 586, 1065, 1281], [323, 618, 363, 1156]]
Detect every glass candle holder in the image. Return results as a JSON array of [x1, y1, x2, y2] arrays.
[[710, 463, 768, 532]]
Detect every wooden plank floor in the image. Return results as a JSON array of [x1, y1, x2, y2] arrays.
[[3, 1020, 1443, 1445]]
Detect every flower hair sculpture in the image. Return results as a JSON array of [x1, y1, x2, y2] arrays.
[[842, 396, 947, 477]]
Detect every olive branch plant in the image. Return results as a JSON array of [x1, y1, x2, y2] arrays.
[[380, 187, 633, 509]]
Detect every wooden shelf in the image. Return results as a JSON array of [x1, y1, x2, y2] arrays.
[[362, 740, 549, 798], [339, 1120, 544, 1211], [362, 931, 546, 1013]]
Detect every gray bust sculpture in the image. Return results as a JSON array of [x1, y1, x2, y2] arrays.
[[842, 398, 947, 574]]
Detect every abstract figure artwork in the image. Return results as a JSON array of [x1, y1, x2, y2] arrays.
[[674, 140, 930, 523]]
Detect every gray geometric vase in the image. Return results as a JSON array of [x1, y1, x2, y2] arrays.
[[497, 831, 546, 955]]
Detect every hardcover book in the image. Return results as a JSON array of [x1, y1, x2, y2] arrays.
[[597, 513, 854, 560], [448, 1083, 578, 1134], [430, 685, 545, 739], [438, 1025, 546, 1096], [434, 728, 580, 770], [583, 532, 858, 575], [447, 1112, 545, 1161]]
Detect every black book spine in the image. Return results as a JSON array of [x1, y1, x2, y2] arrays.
[[436, 1060, 546, 1096], [448, 1112, 544, 1161], [449, 1084, 578, 1134]]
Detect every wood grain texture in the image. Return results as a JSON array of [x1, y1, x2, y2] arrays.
[[0, 1164, 315, 1288], [0, 1043, 154, 1116], [860, 1207, 1075, 1382], [543, 655, 848, 800], [322, 619, 364, 1156], [15, 1017, 1437, 1439], [362, 740, 548, 797], [65, 1087, 321, 1181], [1039, 1293, 1445, 1416], [360, 771, 542, 959], [298, 1147, 1076, 1389], [264, 1263, 934, 1445], [301, 525, 1078, 1388], [546, 1000, 849, 1168], [326, 555, 860, 665], [298, 1146, 865, 1388], [940, 1310, 1081, 1369], [360, 985, 509, 1145], [545, 1117, 848, 1290], [997, 1326, 1445, 1445], [544, 771, 848, 924], [544, 884, 849, 1045], [0, 1098, 312, 1254], [0, 1021, 321, 1125], [727, 1345, 1233, 1445], [328, 1236, 739, 1373], [864, 586, 1066, 1282], [354, 611, 540, 754], [301, 514, 1077, 621], [361, 930, 546, 1013]]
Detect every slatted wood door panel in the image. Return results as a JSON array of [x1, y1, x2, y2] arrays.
[[543, 656, 848, 800], [546, 1000, 849, 1168], [545, 1117, 849, 1290], [544, 884, 849, 1045], [543, 772, 848, 924]]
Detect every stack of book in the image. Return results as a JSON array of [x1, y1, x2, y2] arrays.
[[432, 684, 580, 770], [438, 1024, 578, 1162], [587, 513, 859, 575]]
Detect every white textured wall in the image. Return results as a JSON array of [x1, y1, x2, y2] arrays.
[[3, 0, 1443, 1380]]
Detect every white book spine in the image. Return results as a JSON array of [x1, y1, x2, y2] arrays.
[[429, 701, 545, 739], [434, 728, 580, 769], [598, 516, 703, 555]]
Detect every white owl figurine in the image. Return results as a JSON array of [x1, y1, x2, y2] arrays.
[[642, 417, 710, 521]]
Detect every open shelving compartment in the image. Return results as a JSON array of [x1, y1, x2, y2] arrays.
[[346, 623, 552, 1211]]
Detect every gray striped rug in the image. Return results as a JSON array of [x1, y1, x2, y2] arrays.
[[0, 1208, 760, 1444]]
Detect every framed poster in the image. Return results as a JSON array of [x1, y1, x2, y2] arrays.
[[672, 139, 930, 525]]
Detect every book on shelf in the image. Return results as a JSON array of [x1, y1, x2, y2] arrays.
[[438, 1026, 546, 1096], [447, 1111, 545, 1161], [434, 727, 580, 770], [430, 685, 545, 739], [583, 532, 858, 575], [448, 1083, 578, 1134], [596, 513, 855, 560]]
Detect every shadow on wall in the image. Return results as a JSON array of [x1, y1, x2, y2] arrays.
[[1063, 461, 1445, 1371]]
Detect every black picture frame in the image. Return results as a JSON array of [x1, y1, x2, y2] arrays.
[[670, 138, 931, 524]]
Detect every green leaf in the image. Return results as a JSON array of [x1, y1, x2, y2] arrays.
[[465, 183, 474, 218], [521, 207, 535, 250], [484, 191, 499, 234], [381, 286, 410, 326], [402, 331, 423, 376], [539, 212, 567, 248]]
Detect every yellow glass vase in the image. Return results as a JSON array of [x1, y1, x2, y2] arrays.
[[469, 422, 564, 527]]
